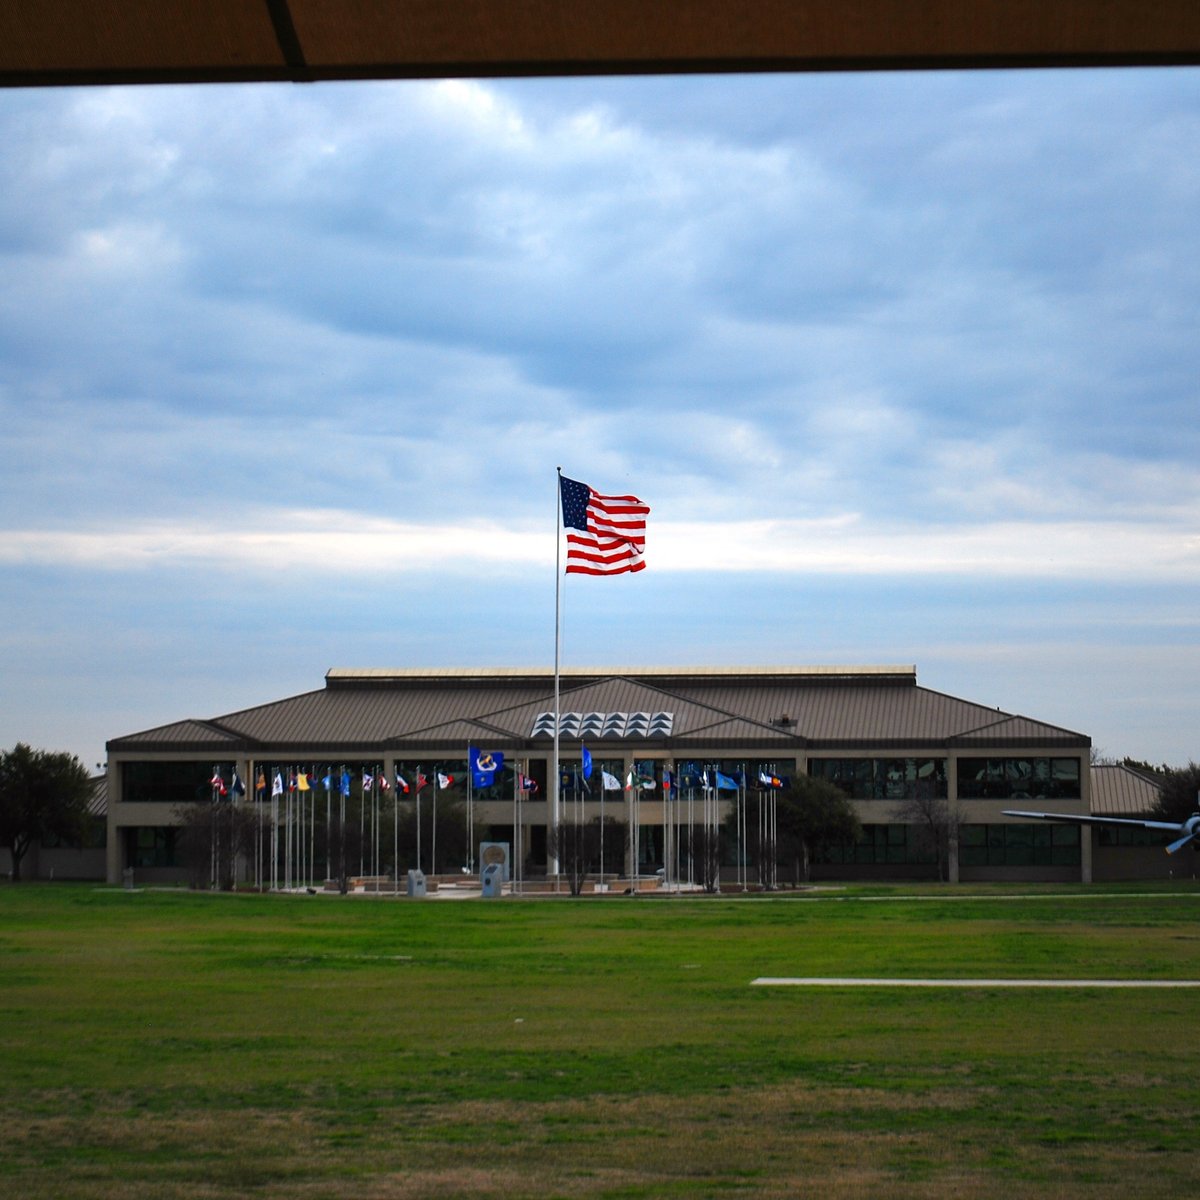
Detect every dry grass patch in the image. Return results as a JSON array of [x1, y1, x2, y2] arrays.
[[7, 1078, 1198, 1199]]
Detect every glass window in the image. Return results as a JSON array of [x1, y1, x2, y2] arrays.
[[1005, 823, 1033, 866], [957, 758, 1081, 800], [122, 761, 225, 806], [638, 825, 663, 868], [127, 826, 177, 868], [810, 758, 947, 800], [958, 823, 1080, 867], [817, 824, 938, 866]]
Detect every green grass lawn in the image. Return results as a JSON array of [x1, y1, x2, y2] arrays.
[[3, 882, 1200, 1198]]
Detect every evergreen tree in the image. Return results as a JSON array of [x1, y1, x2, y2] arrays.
[[0, 743, 93, 882]]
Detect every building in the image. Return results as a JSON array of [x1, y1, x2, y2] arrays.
[[104, 664, 1102, 887], [1088, 763, 1176, 881]]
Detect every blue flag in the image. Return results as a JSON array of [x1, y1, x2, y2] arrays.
[[581, 745, 593, 780], [470, 748, 504, 788]]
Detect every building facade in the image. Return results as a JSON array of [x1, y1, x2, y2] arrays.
[[103, 665, 1103, 887], [1088, 763, 1175, 881]]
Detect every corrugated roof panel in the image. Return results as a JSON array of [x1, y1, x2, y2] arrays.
[[664, 680, 1082, 746], [947, 713, 1090, 747], [106, 669, 1089, 756], [108, 718, 246, 749], [88, 776, 107, 818], [1092, 764, 1162, 815]]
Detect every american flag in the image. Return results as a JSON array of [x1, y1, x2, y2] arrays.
[[560, 474, 648, 575]]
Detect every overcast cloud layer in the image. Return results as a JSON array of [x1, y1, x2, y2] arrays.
[[1, 69, 1197, 769]]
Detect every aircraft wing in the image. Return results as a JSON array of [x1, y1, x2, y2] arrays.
[[1002, 810, 1184, 832]]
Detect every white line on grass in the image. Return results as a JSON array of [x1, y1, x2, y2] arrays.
[[732, 892, 1200, 903], [751, 977, 1200, 988]]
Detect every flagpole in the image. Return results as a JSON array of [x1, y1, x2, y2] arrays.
[[552, 466, 563, 885], [600, 766, 605, 891]]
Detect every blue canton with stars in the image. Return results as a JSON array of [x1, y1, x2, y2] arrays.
[[560, 475, 591, 531]]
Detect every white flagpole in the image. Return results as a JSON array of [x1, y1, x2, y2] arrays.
[[285, 769, 292, 891], [734, 768, 744, 892], [600, 767, 605, 890], [270, 768, 278, 891], [664, 773, 671, 890], [466, 742, 473, 875], [389, 765, 397, 893], [552, 467, 563, 885]]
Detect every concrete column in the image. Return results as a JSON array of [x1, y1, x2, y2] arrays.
[[1080, 757, 1093, 883], [105, 759, 122, 885], [946, 758, 960, 884]]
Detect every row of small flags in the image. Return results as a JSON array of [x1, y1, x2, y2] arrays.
[[561, 760, 790, 793], [212, 758, 788, 798], [209, 748, 535, 800]]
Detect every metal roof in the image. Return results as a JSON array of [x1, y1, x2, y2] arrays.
[[327, 665, 915, 685], [4, 1, 1197, 88], [88, 775, 107, 818], [108, 666, 1089, 756], [1091, 764, 1162, 816]]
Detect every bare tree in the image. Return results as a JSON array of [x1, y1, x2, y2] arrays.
[[546, 818, 600, 896], [891, 787, 959, 882], [176, 800, 265, 890], [684, 823, 723, 893]]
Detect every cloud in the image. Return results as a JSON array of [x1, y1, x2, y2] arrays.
[[2, 70, 1199, 768], [2, 505, 1197, 584]]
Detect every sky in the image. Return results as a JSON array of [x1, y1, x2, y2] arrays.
[[0, 67, 1197, 771]]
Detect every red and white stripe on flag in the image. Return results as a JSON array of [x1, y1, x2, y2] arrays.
[[566, 532, 646, 575], [585, 491, 647, 548], [566, 487, 648, 575]]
